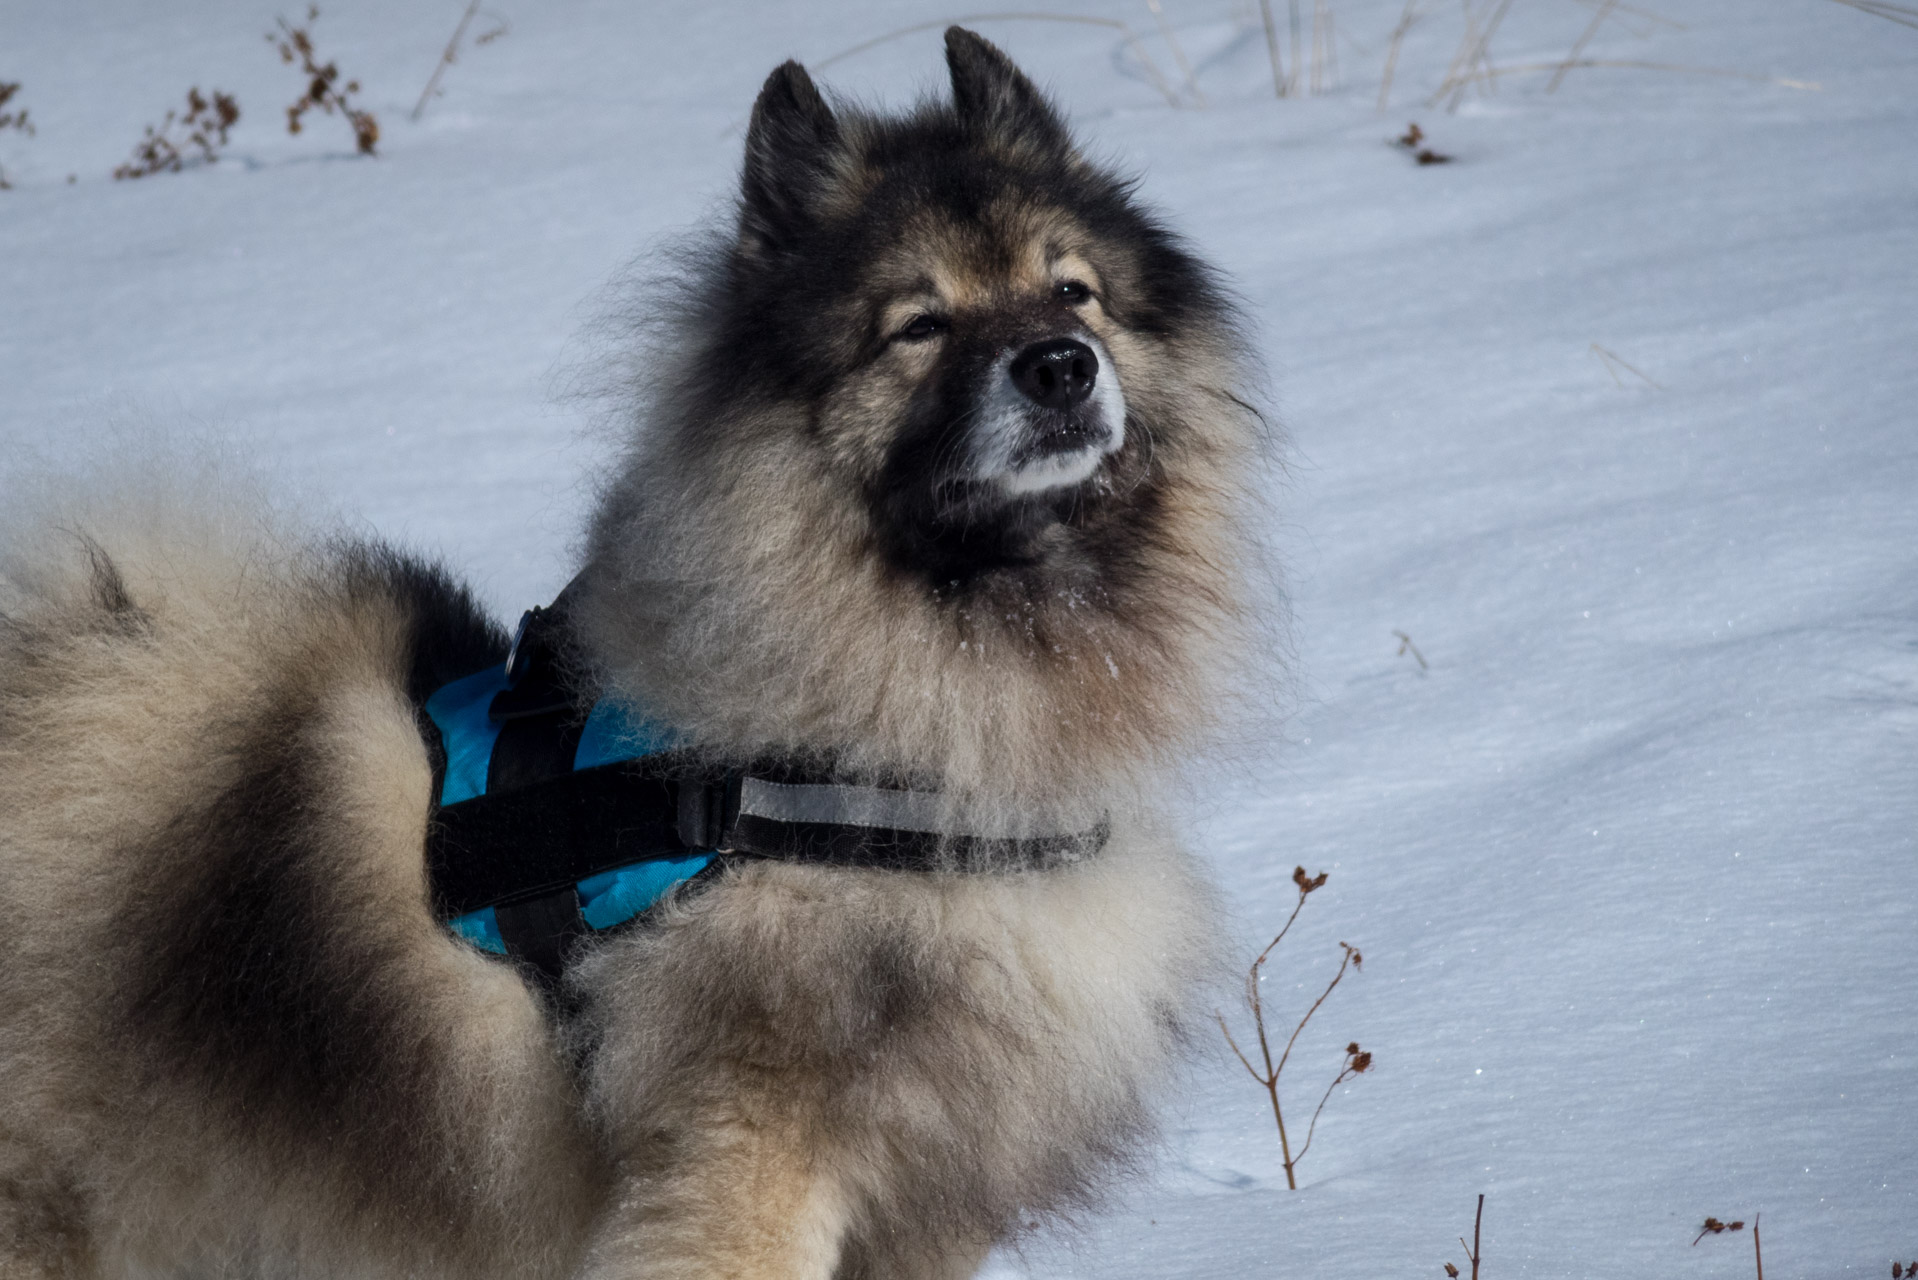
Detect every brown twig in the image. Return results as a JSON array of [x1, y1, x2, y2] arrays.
[[1450, 59, 1820, 91], [269, 7, 379, 155], [1285, 0, 1304, 94], [1217, 867, 1367, 1190], [1393, 629, 1430, 669], [1591, 343, 1663, 389], [1275, 941, 1361, 1082], [1444, 1196, 1485, 1276], [1753, 1213, 1763, 1280], [812, 13, 1181, 108], [1829, 0, 1918, 29], [1144, 0, 1206, 106], [1549, 0, 1619, 92], [0, 82, 31, 137], [1468, 1193, 1484, 1279], [412, 0, 510, 120], [1377, 0, 1422, 109], [414, 0, 481, 121], [1692, 1216, 1747, 1246], [1432, 0, 1518, 110], [0, 81, 33, 190], [1309, 0, 1335, 95], [113, 88, 241, 180], [1293, 1040, 1371, 1164], [1567, 0, 1685, 29], [1258, 0, 1288, 97]]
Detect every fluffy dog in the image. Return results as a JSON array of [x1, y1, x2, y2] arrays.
[[0, 30, 1267, 1280]]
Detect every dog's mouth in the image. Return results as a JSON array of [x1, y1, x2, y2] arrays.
[[969, 336, 1126, 496], [926, 441, 1102, 522]]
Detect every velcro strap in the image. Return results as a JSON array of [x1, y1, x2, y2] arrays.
[[428, 762, 689, 918]]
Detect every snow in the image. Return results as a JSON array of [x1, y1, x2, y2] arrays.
[[3, 0, 1914, 1275]]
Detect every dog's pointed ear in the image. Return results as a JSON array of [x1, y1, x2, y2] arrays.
[[945, 27, 1069, 153], [741, 60, 841, 252]]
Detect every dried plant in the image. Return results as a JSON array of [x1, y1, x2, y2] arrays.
[[1443, 1194, 1486, 1278], [1549, 0, 1619, 92], [1287, 0, 1305, 92], [1894, 1261, 1918, 1277], [1393, 122, 1452, 165], [1829, 0, 1918, 30], [1378, 0, 1423, 108], [1432, 0, 1519, 110], [1694, 1216, 1745, 1245], [1218, 865, 1371, 1189], [411, 0, 511, 121], [1, 81, 36, 190], [1415, 0, 1814, 106], [1695, 1214, 1765, 1279], [1258, 0, 1339, 98], [1309, 0, 1338, 95], [0, 82, 31, 134], [1142, 0, 1205, 107], [1258, 0, 1287, 97], [269, 6, 379, 155], [1393, 629, 1430, 669], [112, 88, 240, 180], [1590, 342, 1662, 388], [812, 14, 1180, 109]]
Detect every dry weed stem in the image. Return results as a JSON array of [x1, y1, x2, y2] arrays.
[[270, 6, 379, 155]]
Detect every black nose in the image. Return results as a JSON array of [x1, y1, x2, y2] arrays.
[[1009, 339, 1098, 409]]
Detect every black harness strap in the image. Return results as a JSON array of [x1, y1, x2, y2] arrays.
[[422, 595, 1108, 988], [493, 890, 586, 983], [429, 763, 688, 917]]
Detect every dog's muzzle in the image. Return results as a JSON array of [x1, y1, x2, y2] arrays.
[[972, 334, 1126, 495]]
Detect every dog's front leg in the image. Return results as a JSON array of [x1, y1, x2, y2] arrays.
[[582, 1105, 850, 1280]]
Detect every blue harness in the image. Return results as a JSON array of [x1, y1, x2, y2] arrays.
[[424, 666, 712, 956], [419, 602, 1109, 986]]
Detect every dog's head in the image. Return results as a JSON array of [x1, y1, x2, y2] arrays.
[[693, 29, 1239, 589], [583, 32, 1266, 784]]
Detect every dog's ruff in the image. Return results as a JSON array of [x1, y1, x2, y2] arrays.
[[0, 27, 1270, 1280]]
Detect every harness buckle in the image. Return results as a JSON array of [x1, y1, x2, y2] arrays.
[[503, 607, 542, 684], [675, 775, 740, 850]]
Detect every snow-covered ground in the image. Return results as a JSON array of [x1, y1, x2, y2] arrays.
[[3, 0, 1913, 1275]]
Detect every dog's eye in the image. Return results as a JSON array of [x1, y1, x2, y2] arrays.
[[898, 314, 949, 341], [1055, 280, 1092, 305]]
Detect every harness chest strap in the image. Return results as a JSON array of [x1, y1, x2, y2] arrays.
[[421, 604, 1106, 983]]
